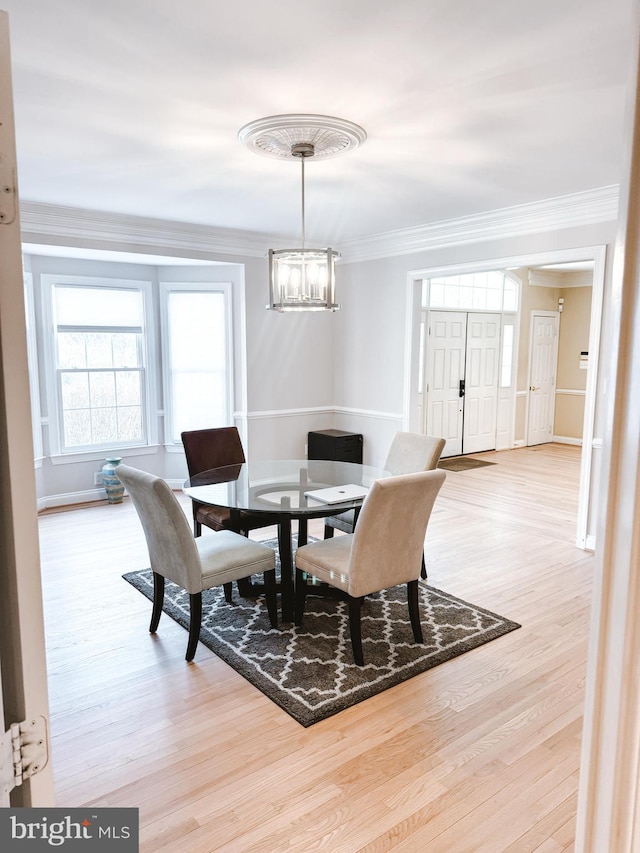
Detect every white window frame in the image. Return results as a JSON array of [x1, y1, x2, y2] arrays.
[[41, 274, 156, 460], [23, 271, 43, 463], [159, 281, 234, 447]]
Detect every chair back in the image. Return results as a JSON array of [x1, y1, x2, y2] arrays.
[[181, 426, 246, 478], [116, 464, 204, 593], [384, 432, 446, 475], [348, 469, 446, 597]]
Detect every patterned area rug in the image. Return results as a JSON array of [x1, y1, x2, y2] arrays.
[[123, 542, 519, 727], [438, 457, 497, 472]]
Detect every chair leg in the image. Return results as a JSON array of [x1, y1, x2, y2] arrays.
[[186, 592, 202, 662], [420, 554, 427, 580], [348, 596, 365, 666], [407, 580, 424, 644], [294, 568, 308, 626], [223, 581, 233, 603], [237, 576, 253, 596], [263, 569, 278, 628], [150, 572, 165, 633], [324, 523, 335, 539], [193, 520, 202, 538]]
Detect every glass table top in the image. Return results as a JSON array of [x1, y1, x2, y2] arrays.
[[184, 458, 390, 517]]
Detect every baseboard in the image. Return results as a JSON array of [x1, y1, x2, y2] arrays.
[[552, 435, 583, 446], [38, 487, 107, 510]]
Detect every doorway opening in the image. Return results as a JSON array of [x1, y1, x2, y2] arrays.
[[404, 245, 606, 550]]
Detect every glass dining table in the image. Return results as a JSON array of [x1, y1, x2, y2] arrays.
[[183, 458, 390, 622]]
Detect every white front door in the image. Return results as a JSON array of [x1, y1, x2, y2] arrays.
[[527, 312, 559, 446], [425, 311, 466, 456], [463, 313, 501, 454], [426, 311, 500, 457]]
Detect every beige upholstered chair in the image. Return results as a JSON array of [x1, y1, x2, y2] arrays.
[[324, 432, 446, 579], [117, 464, 277, 662], [295, 469, 446, 665], [324, 432, 445, 538]]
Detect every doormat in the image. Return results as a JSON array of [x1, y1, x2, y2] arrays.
[[123, 542, 519, 727], [438, 457, 497, 472]]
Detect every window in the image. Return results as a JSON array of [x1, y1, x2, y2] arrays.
[[424, 270, 519, 312], [43, 277, 152, 453], [23, 272, 43, 460], [500, 324, 514, 387], [160, 283, 232, 444]]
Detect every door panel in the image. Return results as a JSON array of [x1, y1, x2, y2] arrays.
[[426, 311, 465, 457], [462, 313, 501, 454], [527, 313, 559, 446]]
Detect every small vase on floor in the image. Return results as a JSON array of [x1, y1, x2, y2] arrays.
[[102, 457, 124, 504]]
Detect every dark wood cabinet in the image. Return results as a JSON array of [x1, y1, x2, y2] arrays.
[[307, 429, 363, 464]]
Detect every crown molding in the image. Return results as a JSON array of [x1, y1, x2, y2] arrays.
[[528, 268, 594, 288], [19, 185, 620, 266], [338, 185, 620, 263], [19, 201, 281, 260]]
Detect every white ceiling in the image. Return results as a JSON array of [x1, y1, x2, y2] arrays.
[[1, 0, 634, 245]]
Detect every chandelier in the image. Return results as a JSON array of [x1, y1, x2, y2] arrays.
[[238, 114, 367, 312]]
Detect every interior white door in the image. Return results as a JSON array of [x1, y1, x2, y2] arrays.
[[0, 10, 54, 805], [463, 312, 501, 454], [527, 312, 559, 446], [425, 311, 465, 457]]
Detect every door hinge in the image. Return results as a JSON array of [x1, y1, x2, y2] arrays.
[[1, 716, 49, 797], [0, 156, 17, 225]]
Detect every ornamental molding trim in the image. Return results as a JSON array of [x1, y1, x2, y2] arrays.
[[19, 201, 285, 260], [338, 185, 620, 263], [20, 185, 620, 266]]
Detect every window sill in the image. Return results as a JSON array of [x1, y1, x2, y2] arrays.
[[49, 445, 162, 465]]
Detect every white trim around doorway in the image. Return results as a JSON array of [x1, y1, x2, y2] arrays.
[[404, 243, 607, 552]]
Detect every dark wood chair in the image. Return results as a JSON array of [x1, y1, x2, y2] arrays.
[[295, 469, 446, 665], [117, 464, 277, 661], [181, 426, 280, 538]]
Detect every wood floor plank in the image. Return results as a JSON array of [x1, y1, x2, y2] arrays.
[[39, 443, 592, 851]]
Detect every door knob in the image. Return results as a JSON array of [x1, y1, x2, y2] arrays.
[[530, 385, 539, 391]]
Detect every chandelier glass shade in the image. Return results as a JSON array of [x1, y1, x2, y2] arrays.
[[238, 114, 366, 312], [268, 246, 339, 312]]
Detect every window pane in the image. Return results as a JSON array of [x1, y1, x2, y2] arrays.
[[89, 372, 117, 407], [86, 333, 115, 368], [58, 332, 87, 369], [60, 372, 90, 409], [55, 286, 143, 327], [63, 409, 92, 447], [117, 406, 143, 442], [167, 290, 228, 441], [503, 279, 518, 311], [91, 407, 118, 444], [168, 292, 226, 369], [486, 289, 502, 309], [116, 371, 141, 406], [459, 285, 474, 309], [429, 283, 445, 307], [112, 333, 140, 367], [501, 325, 514, 387]]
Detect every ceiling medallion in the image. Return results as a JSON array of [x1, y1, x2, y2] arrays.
[[238, 114, 367, 162], [238, 114, 367, 312]]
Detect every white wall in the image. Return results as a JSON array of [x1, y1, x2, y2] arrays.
[[25, 249, 337, 503], [335, 220, 618, 541], [23, 206, 619, 549]]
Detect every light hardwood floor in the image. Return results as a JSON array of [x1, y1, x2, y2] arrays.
[[38, 443, 592, 852]]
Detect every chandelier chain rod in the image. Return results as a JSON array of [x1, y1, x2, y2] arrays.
[[300, 155, 306, 249]]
